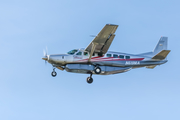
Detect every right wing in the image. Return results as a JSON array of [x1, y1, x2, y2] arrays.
[[85, 24, 118, 55]]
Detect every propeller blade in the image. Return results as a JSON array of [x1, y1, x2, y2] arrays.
[[43, 46, 48, 57], [43, 49, 47, 56], [42, 47, 48, 65], [46, 46, 48, 55]]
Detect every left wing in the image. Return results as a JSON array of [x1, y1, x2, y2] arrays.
[[85, 24, 118, 61]]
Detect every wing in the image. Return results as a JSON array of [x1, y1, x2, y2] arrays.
[[85, 24, 118, 55]]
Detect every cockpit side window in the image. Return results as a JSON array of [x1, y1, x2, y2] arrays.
[[76, 52, 82, 55], [84, 52, 88, 56], [67, 49, 78, 55]]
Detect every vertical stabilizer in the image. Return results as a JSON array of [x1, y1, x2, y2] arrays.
[[153, 37, 168, 54]]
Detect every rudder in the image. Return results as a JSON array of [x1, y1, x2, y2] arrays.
[[153, 37, 168, 54]]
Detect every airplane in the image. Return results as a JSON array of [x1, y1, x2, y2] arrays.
[[42, 24, 170, 84]]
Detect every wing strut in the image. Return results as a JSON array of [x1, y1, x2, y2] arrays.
[[100, 34, 113, 52], [85, 24, 118, 54], [88, 42, 98, 62]]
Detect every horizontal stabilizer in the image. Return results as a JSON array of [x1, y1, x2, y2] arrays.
[[152, 50, 170, 60], [146, 65, 157, 69]]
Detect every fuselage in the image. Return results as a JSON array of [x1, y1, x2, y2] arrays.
[[43, 48, 167, 75]]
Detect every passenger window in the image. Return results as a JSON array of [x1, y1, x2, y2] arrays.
[[113, 54, 118, 58], [76, 52, 82, 55], [84, 52, 88, 56], [125, 56, 130, 59], [119, 55, 124, 59], [92, 53, 95, 56], [106, 54, 112, 57]]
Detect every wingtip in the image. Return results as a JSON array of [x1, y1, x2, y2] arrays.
[[106, 24, 118, 26], [160, 36, 168, 38]]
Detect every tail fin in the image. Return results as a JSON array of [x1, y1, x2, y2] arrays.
[[152, 37, 170, 60], [136, 37, 170, 58], [153, 37, 168, 54]]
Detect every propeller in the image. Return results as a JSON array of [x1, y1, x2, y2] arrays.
[[42, 46, 48, 64]]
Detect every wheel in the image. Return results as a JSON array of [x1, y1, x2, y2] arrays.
[[51, 71, 57, 77], [86, 77, 93, 84], [94, 67, 101, 74]]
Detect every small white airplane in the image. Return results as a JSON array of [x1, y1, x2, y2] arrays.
[[42, 24, 170, 84]]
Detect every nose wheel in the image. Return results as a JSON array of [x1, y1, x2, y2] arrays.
[[51, 68, 57, 77], [86, 73, 93, 84]]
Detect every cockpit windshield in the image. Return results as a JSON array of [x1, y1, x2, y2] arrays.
[[67, 49, 78, 55]]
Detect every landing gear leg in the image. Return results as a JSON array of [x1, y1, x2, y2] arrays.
[[51, 68, 57, 77], [86, 73, 93, 84]]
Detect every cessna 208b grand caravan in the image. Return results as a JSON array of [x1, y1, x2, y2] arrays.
[[42, 24, 170, 84]]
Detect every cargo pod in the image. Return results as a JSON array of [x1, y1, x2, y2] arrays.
[[65, 64, 132, 75]]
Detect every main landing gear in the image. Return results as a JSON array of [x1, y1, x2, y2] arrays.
[[51, 68, 57, 77], [86, 66, 102, 84], [94, 66, 101, 74], [87, 73, 93, 84]]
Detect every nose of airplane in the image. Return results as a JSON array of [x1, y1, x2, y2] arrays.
[[42, 55, 49, 61], [48, 55, 64, 63], [47, 54, 70, 64], [42, 57, 48, 60]]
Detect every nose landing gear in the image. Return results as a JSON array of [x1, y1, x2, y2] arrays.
[[51, 68, 57, 77]]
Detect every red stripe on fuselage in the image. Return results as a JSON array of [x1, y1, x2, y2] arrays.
[[76, 57, 144, 62]]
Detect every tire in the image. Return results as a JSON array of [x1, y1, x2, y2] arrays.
[[94, 67, 101, 74], [86, 77, 93, 84], [51, 71, 57, 77]]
